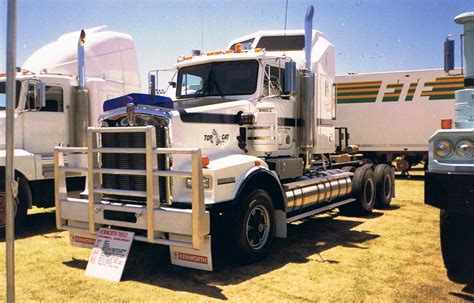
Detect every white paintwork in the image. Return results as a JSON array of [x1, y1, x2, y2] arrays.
[[0, 27, 141, 182], [335, 69, 459, 153]]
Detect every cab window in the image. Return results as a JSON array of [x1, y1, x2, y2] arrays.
[[263, 65, 287, 97], [27, 85, 64, 112]]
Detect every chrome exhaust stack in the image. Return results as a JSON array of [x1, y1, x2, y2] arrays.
[[299, 5, 315, 170], [74, 29, 91, 146]]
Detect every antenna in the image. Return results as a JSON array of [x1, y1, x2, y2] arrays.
[[200, 6, 204, 51], [283, 0, 289, 56]]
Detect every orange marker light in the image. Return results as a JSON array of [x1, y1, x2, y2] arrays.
[[255, 160, 261, 167], [235, 43, 243, 53], [225, 49, 234, 54], [255, 48, 263, 52], [214, 50, 223, 55], [202, 156, 210, 168], [441, 118, 453, 129], [183, 56, 193, 60]]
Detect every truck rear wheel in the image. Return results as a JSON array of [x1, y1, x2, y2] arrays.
[[440, 210, 474, 275], [233, 189, 275, 264], [374, 164, 394, 209], [339, 165, 376, 216]]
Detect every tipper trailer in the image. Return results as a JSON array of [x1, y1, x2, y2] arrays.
[[425, 12, 474, 276], [55, 6, 395, 271], [0, 26, 141, 231], [335, 69, 463, 173]]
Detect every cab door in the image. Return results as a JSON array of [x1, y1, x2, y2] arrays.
[[22, 84, 67, 154]]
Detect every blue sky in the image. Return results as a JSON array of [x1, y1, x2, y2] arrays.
[[1, 0, 473, 90]]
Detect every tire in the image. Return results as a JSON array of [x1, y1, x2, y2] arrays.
[[233, 189, 275, 264], [0, 175, 30, 235], [339, 165, 376, 215], [440, 210, 474, 275], [374, 164, 394, 209]]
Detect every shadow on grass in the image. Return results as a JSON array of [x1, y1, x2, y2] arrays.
[[448, 271, 474, 301], [0, 210, 57, 241], [395, 174, 424, 181], [63, 212, 380, 300]]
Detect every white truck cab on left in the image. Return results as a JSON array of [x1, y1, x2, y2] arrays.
[[0, 26, 140, 231]]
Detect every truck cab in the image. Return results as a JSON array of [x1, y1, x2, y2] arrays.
[[0, 26, 140, 231]]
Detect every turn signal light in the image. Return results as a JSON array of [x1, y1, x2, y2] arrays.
[[441, 118, 452, 129]]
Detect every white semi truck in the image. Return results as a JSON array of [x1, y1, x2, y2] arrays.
[[425, 12, 474, 276], [54, 6, 395, 271], [335, 69, 463, 173], [0, 26, 141, 231]]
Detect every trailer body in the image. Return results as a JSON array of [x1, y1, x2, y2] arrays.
[[335, 69, 462, 171]]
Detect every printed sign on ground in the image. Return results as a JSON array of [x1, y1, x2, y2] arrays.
[[85, 228, 134, 282]]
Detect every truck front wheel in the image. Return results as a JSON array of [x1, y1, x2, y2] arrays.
[[0, 175, 30, 234], [233, 189, 275, 264], [440, 210, 474, 275]]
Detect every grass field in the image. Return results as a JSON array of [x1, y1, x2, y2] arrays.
[[1, 179, 473, 302]]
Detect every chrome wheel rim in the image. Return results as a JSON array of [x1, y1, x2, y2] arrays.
[[246, 204, 270, 250]]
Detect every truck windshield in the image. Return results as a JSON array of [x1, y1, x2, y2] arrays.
[[176, 60, 259, 99], [0, 81, 21, 109]]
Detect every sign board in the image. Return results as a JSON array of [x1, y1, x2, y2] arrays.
[[85, 228, 134, 282]]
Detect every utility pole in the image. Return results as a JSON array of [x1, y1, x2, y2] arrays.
[[6, 0, 17, 301]]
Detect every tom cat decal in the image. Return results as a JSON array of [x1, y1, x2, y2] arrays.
[[204, 129, 230, 146]]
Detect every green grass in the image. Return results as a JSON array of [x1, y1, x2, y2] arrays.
[[1, 179, 473, 301]]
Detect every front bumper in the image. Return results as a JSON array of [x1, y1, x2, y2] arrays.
[[425, 170, 474, 214]]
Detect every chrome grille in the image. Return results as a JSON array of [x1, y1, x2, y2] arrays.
[[101, 123, 167, 203]]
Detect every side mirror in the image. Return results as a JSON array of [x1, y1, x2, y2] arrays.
[[284, 61, 297, 94], [34, 82, 46, 108], [444, 39, 455, 73], [168, 81, 177, 88]]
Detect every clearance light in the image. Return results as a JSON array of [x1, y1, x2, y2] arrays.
[[255, 160, 262, 167], [183, 56, 193, 60], [202, 156, 210, 167], [225, 49, 234, 54], [441, 118, 452, 129], [214, 50, 223, 55], [206, 51, 214, 56], [235, 43, 243, 53], [255, 48, 264, 52]]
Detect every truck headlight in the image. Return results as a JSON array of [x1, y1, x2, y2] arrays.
[[185, 176, 212, 190], [455, 139, 474, 158], [434, 139, 454, 158]]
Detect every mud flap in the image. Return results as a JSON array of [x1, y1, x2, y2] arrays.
[[169, 234, 213, 271], [69, 231, 97, 249]]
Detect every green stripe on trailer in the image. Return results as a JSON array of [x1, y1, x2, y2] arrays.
[[382, 96, 399, 102], [429, 94, 455, 100], [337, 97, 377, 104], [336, 91, 379, 97]]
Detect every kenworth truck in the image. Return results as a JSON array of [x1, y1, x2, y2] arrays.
[[54, 6, 395, 271], [425, 12, 474, 276], [0, 26, 141, 231]]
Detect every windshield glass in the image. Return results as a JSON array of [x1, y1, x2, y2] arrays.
[[176, 60, 259, 99], [0, 81, 22, 109]]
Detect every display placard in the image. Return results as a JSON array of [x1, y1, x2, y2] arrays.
[[85, 228, 134, 282]]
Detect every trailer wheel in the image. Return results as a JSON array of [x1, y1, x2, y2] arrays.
[[0, 175, 30, 235], [339, 165, 376, 215], [374, 164, 394, 209], [440, 210, 474, 275], [233, 189, 275, 264]]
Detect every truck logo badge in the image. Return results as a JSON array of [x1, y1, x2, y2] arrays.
[[174, 252, 208, 264], [204, 129, 229, 146]]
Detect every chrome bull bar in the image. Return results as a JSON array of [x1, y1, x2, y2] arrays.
[[54, 126, 208, 250]]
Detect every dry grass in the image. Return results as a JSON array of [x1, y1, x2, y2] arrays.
[[1, 179, 473, 302]]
